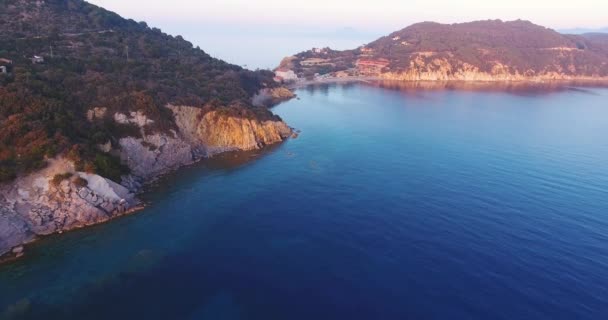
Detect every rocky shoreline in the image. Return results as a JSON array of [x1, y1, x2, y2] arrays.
[[0, 89, 296, 263]]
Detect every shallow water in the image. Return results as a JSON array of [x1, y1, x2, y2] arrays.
[[1, 83, 608, 319]]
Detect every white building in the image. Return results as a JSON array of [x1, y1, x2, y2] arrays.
[[32, 55, 44, 64], [275, 69, 298, 81], [1, 58, 12, 74]]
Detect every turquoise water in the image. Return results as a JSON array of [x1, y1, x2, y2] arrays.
[[1, 83, 608, 319]]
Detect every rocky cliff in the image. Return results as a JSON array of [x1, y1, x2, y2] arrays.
[[378, 55, 608, 82], [0, 103, 293, 260], [118, 104, 293, 188], [0, 158, 137, 258], [170, 105, 293, 155]]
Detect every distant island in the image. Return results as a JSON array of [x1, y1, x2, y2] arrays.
[[0, 0, 294, 261], [276, 20, 608, 83]]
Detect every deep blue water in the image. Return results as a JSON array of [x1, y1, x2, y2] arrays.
[[1, 83, 608, 319]]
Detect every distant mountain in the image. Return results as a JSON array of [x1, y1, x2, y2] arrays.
[[279, 20, 608, 82], [0, 0, 286, 182], [560, 27, 608, 34]]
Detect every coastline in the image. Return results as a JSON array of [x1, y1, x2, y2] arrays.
[[0, 139, 291, 265], [0, 138, 295, 265], [0, 202, 148, 264], [0, 101, 297, 264], [286, 75, 608, 90], [4, 74, 608, 264]]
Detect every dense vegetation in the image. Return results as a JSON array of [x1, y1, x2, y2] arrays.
[[288, 20, 608, 77], [368, 20, 608, 73], [0, 0, 278, 182]]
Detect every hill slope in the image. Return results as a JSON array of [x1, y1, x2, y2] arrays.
[[0, 0, 293, 259], [280, 20, 608, 82], [0, 0, 286, 182]]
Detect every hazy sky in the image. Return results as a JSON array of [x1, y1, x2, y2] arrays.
[[89, 0, 607, 31], [86, 0, 607, 69]]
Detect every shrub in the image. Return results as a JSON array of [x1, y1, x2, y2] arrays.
[[72, 176, 89, 188], [93, 153, 128, 182], [51, 172, 73, 186]]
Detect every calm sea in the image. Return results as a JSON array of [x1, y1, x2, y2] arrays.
[[1, 83, 608, 319]]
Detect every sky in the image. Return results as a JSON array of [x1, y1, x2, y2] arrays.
[[88, 0, 607, 30], [87, 0, 608, 69]]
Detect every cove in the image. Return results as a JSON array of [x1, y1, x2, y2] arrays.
[[1, 83, 608, 320]]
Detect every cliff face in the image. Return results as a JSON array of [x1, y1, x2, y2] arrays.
[[0, 103, 293, 260], [119, 104, 292, 184], [170, 104, 292, 152], [198, 110, 292, 151], [377, 55, 608, 82]]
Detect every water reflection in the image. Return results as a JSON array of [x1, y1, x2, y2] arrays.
[[302, 80, 608, 97], [376, 80, 608, 96]]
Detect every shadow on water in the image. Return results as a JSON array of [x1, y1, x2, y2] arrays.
[[141, 144, 284, 201], [0, 144, 287, 320], [1, 254, 243, 320]]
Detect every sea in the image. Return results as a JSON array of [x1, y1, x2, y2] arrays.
[[1, 82, 608, 319]]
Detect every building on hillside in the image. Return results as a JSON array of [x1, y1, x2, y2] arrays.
[[334, 70, 351, 78], [312, 47, 329, 54], [300, 58, 332, 66], [275, 69, 299, 82], [355, 58, 390, 75], [0, 58, 13, 74], [31, 55, 44, 64]]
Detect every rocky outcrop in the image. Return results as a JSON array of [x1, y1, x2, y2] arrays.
[[1, 100, 293, 261], [118, 104, 293, 189], [0, 159, 138, 258], [196, 110, 293, 153], [252, 87, 296, 107], [119, 132, 195, 181], [169, 105, 293, 156]]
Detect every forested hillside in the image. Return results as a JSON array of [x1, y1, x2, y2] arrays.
[[283, 20, 608, 80], [0, 0, 278, 182]]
